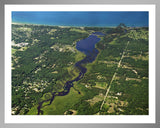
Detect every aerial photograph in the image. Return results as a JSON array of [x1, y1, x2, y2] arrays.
[[11, 11, 149, 115]]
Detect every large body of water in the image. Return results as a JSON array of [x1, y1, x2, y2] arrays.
[[12, 11, 148, 27]]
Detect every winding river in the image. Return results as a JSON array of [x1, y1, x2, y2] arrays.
[[37, 32, 104, 115]]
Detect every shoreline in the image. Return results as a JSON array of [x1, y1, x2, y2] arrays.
[[11, 22, 149, 28], [11, 22, 119, 28]]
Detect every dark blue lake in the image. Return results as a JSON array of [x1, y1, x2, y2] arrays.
[[12, 11, 148, 27], [76, 34, 101, 55]]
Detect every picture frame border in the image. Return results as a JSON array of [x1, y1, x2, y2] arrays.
[[0, 0, 159, 128]]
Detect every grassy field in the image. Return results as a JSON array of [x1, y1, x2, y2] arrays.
[[27, 105, 38, 115], [41, 87, 82, 115], [75, 50, 86, 62], [12, 48, 17, 54], [70, 28, 89, 34]]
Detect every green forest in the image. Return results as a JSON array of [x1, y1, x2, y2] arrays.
[[11, 23, 148, 115]]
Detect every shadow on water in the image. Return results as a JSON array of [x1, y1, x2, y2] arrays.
[[37, 32, 104, 115]]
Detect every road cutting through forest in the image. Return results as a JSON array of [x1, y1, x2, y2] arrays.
[[99, 41, 130, 112]]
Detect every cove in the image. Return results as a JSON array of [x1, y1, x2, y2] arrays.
[[37, 32, 103, 115]]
